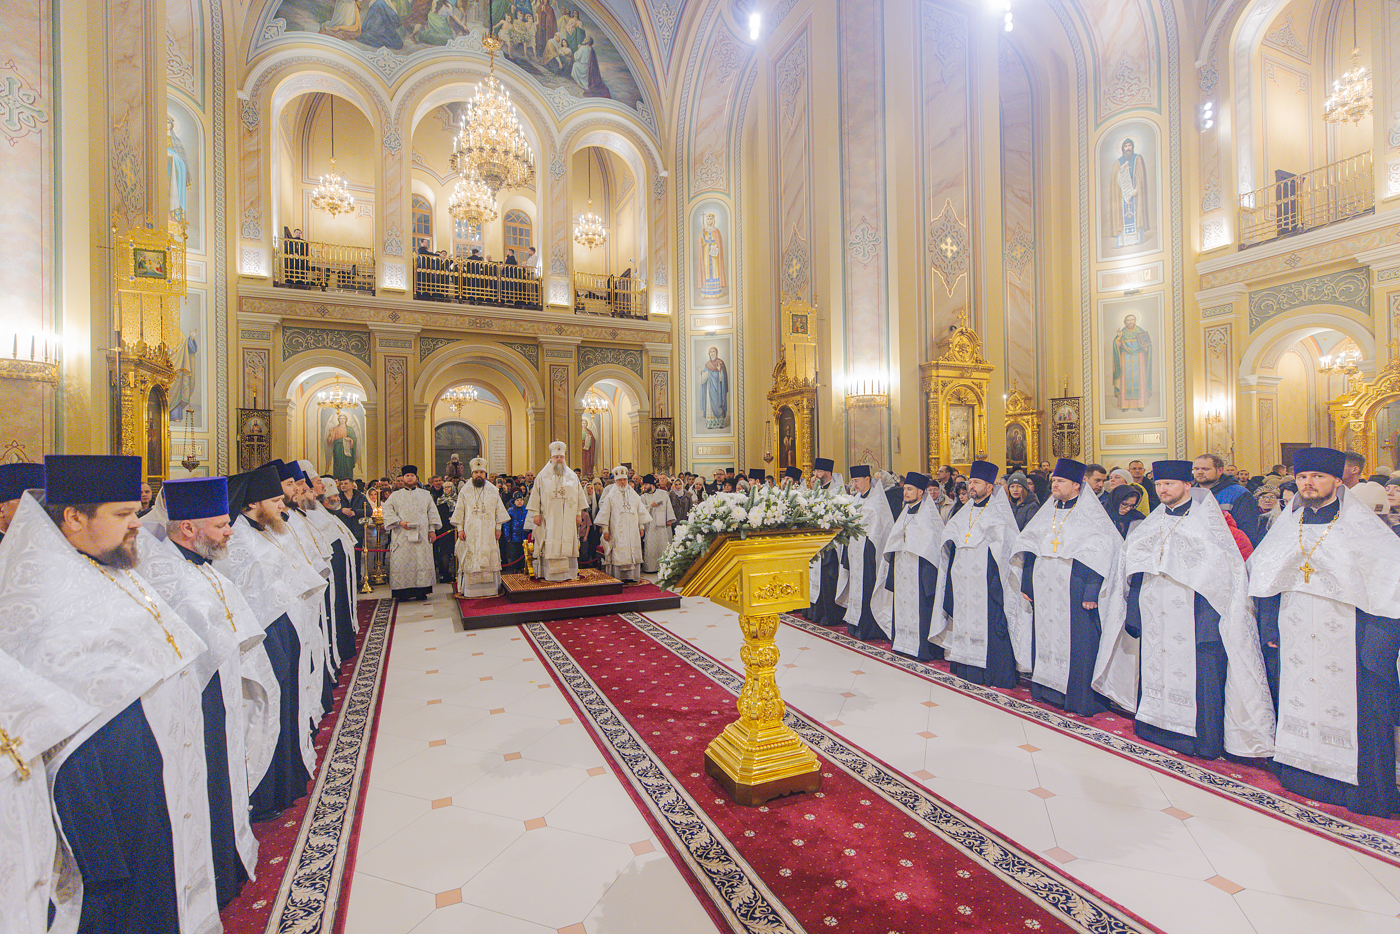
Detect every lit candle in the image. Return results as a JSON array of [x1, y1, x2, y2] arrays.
[[29, 337, 34, 361]]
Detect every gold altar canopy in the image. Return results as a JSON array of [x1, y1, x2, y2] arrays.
[[1329, 342, 1400, 470], [677, 528, 837, 806], [920, 314, 993, 475]]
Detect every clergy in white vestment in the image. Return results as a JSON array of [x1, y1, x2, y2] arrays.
[[0, 455, 219, 934], [0, 460, 44, 546], [639, 473, 675, 573], [932, 463, 1032, 686], [806, 457, 847, 626], [0, 650, 98, 934], [1012, 458, 1134, 717], [526, 442, 587, 581], [596, 466, 650, 582], [299, 462, 362, 665], [219, 464, 325, 818], [381, 465, 442, 601], [1249, 447, 1400, 817], [453, 457, 511, 597], [880, 471, 946, 660], [841, 465, 895, 641], [1101, 461, 1275, 761]]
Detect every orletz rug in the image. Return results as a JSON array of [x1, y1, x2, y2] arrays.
[[526, 613, 1160, 934], [780, 612, 1400, 868], [220, 596, 396, 934]]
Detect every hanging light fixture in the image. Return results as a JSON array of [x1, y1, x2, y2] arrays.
[[573, 151, 607, 250], [448, 15, 534, 196], [448, 165, 498, 225], [316, 373, 362, 411], [1323, 0, 1372, 125], [312, 96, 355, 217], [444, 384, 479, 415], [583, 389, 610, 416]]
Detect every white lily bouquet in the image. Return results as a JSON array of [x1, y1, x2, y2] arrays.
[[657, 482, 866, 589]]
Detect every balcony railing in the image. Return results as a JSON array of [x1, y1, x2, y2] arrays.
[[573, 271, 647, 320], [273, 237, 375, 294], [1238, 151, 1374, 248], [413, 255, 543, 309]]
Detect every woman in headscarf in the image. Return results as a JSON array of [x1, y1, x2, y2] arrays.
[[1107, 467, 1150, 517], [1384, 476, 1400, 537], [1107, 483, 1143, 539], [1004, 470, 1040, 530]]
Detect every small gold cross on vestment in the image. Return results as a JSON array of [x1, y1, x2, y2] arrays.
[[1300, 561, 1315, 584], [0, 727, 29, 780]]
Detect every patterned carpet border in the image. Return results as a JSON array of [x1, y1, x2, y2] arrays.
[[777, 612, 1400, 866], [264, 597, 396, 933], [526, 614, 1158, 934]]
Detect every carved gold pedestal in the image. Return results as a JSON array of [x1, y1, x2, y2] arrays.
[[677, 529, 837, 806]]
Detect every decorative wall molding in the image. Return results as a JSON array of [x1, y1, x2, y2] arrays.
[[282, 325, 373, 366], [1248, 267, 1371, 329], [1201, 303, 1236, 319], [502, 341, 541, 368], [240, 329, 272, 341], [419, 335, 456, 360], [578, 345, 643, 379], [544, 348, 575, 359], [926, 199, 969, 296]]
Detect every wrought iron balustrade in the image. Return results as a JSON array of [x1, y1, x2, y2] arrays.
[[1237, 151, 1374, 248], [273, 237, 375, 294], [573, 271, 647, 319]]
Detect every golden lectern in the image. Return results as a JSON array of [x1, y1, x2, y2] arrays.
[[676, 528, 837, 805]]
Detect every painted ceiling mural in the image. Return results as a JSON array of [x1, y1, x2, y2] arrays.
[[253, 0, 648, 112]]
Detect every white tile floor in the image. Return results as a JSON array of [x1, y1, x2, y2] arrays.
[[343, 584, 1400, 934]]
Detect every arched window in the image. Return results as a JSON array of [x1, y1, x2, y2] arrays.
[[453, 219, 482, 259], [411, 194, 432, 248], [503, 210, 532, 250]]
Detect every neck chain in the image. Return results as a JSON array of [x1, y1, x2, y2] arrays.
[[1157, 502, 1191, 561], [193, 564, 237, 632], [268, 517, 314, 565], [86, 559, 182, 658], [1296, 507, 1340, 584], [1049, 500, 1076, 553], [963, 499, 986, 544]]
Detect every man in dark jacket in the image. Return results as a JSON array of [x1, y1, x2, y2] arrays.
[[1193, 453, 1263, 545], [334, 477, 371, 586]]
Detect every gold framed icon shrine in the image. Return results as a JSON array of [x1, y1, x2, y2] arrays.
[[1328, 343, 1400, 470], [920, 316, 993, 475], [1004, 385, 1041, 468], [767, 298, 820, 478]]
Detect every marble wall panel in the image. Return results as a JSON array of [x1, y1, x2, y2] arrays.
[[687, 26, 746, 197], [385, 355, 408, 470], [775, 28, 812, 308], [1084, 0, 1158, 122], [918, 1, 971, 338], [1000, 40, 1038, 402]]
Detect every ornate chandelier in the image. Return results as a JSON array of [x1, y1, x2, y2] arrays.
[[583, 390, 609, 416], [449, 33, 534, 196], [444, 384, 479, 414], [312, 96, 355, 217], [573, 153, 607, 250], [1323, 0, 1372, 125], [316, 374, 362, 411], [448, 167, 498, 225]]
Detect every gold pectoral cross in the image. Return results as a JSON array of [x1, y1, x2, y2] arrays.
[[1050, 536, 1060, 553], [0, 726, 28, 780], [1300, 561, 1315, 584]]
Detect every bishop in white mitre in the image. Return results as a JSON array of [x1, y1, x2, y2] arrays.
[[1102, 460, 1275, 762], [933, 462, 1031, 686], [1012, 458, 1135, 717], [639, 473, 675, 573], [880, 471, 946, 660], [0, 454, 219, 934], [526, 442, 587, 581], [453, 457, 511, 597], [1250, 447, 1400, 817], [841, 465, 895, 641], [381, 464, 442, 601], [596, 466, 650, 582]]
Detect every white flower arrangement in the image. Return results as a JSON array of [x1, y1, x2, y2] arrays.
[[657, 482, 866, 589]]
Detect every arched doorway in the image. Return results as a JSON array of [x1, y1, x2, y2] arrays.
[[578, 378, 640, 481], [435, 421, 482, 477], [285, 366, 370, 480]]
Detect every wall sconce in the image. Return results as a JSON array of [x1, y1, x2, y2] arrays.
[[1203, 396, 1224, 428], [845, 376, 889, 409]]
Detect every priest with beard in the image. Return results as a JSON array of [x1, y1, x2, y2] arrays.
[[1250, 447, 1400, 816], [933, 462, 1031, 687], [596, 465, 650, 582], [1013, 458, 1132, 716], [1104, 461, 1275, 761], [138, 476, 266, 907], [880, 471, 946, 660], [639, 473, 675, 574], [452, 457, 511, 597], [0, 455, 218, 934], [0, 460, 44, 544], [298, 461, 361, 665], [526, 441, 587, 581], [219, 464, 324, 820], [806, 457, 846, 625], [841, 465, 895, 641], [380, 464, 441, 601]]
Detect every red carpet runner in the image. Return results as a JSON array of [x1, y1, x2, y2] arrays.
[[221, 597, 396, 934], [527, 613, 1158, 934], [780, 612, 1400, 868]]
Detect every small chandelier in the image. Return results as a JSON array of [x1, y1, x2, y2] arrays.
[[1323, 0, 1372, 125], [583, 390, 609, 416], [316, 374, 362, 411], [312, 96, 355, 217], [444, 384, 479, 414], [448, 167, 498, 225], [573, 153, 607, 250], [448, 26, 534, 196]]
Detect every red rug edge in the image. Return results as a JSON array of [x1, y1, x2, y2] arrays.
[[527, 614, 1166, 934], [521, 616, 738, 934], [775, 613, 1400, 862], [330, 597, 397, 934]]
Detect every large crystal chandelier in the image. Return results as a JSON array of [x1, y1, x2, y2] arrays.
[[449, 32, 534, 196], [444, 384, 479, 415], [312, 96, 355, 217], [448, 167, 498, 225], [316, 373, 361, 411], [1323, 0, 1372, 125], [573, 152, 607, 250]]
